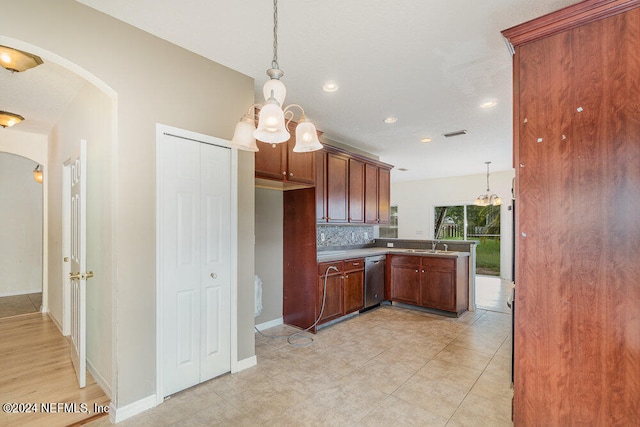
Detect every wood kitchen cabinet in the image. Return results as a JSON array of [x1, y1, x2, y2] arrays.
[[348, 159, 365, 223], [317, 261, 344, 324], [255, 119, 316, 186], [502, 2, 640, 424], [317, 144, 393, 224], [389, 255, 468, 316], [342, 258, 365, 314], [365, 164, 392, 224]]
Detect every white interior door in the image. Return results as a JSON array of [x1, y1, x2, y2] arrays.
[[158, 132, 231, 397], [69, 139, 87, 388]]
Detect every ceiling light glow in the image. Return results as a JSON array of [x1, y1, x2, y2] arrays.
[[384, 117, 398, 124], [480, 100, 497, 109], [322, 81, 339, 92], [421, 137, 432, 143]]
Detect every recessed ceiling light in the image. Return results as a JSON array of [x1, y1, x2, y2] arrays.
[[384, 117, 398, 124], [480, 100, 497, 109], [421, 137, 432, 143], [397, 168, 408, 172], [322, 81, 339, 92]]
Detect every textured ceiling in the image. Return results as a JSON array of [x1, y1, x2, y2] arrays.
[[2, 0, 581, 181]]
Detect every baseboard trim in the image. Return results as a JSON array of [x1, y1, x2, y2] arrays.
[[109, 394, 157, 423], [0, 289, 42, 298], [255, 317, 283, 331], [232, 355, 257, 373], [87, 358, 112, 400]]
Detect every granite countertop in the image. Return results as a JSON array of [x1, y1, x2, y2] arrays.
[[316, 247, 470, 262]]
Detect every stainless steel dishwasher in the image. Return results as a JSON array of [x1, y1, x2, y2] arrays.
[[363, 255, 386, 309]]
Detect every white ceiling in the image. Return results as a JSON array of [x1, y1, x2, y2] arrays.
[[2, 0, 580, 181]]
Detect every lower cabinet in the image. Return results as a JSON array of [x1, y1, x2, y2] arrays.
[[390, 255, 469, 316], [317, 258, 365, 326]]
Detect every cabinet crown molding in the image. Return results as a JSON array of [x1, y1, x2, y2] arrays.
[[501, 0, 640, 51]]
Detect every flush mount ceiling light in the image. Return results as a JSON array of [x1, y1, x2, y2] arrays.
[[230, 0, 322, 153], [384, 117, 398, 124], [0, 111, 24, 128], [0, 45, 43, 73], [421, 137, 432, 143], [33, 165, 43, 184], [475, 161, 502, 206], [480, 100, 497, 109], [322, 81, 339, 92]]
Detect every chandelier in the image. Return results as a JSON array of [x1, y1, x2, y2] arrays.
[[0, 45, 43, 73], [230, 0, 322, 153], [475, 161, 502, 206], [0, 111, 24, 128]]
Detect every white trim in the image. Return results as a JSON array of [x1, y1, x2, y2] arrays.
[[48, 312, 63, 334], [87, 358, 113, 400], [232, 355, 257, 373], [109, 394, 157, 424], [255, 317, 283, 331], [0, 289, 43, 298], [155, 124, 238, 403]]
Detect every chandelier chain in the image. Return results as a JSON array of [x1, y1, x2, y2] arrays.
[[272, 0, 279, 69]]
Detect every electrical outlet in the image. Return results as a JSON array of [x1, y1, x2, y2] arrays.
[[320, 232, 325, 242], [387, 242, 394, 248]]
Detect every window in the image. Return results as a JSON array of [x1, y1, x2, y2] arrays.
[[434, 204, 500, 276]]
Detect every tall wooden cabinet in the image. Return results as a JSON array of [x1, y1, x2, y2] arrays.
[[502, 1, 640, 425]]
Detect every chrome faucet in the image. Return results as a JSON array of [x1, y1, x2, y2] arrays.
[[431, 240, 438, 252], [443, 244, 448, 252]]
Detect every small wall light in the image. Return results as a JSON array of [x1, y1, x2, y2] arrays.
[[33, 165, 43, 184], [0, 45, 43, 73]]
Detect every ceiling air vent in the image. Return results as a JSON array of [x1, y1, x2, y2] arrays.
[[443, 129, 468, 138]]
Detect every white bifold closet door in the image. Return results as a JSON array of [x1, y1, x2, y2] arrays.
[[158, 133, 231, 397]]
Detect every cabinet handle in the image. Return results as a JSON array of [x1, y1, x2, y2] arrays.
[[282, 171, 286, 175], [415, 270, 419, 273], [345, 275, 349, 278], [290, 172, 293, 176]]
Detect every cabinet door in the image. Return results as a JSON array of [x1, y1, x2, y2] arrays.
[[348, 159, 365, 223], [317, 274, 343, 324], [390, 257, 420, 305], [315, 151, 327, 222], [364, 164, 379, 224], [326, 153, 349, 223], [255, 141, 286, 181], [343, 270, 364, 314], [286, 132, 315, 184], [378, 167, 391, 224], [421, 268, 456, 312]]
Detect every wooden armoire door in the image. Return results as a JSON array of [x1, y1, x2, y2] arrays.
[[504, 2, 640, 425]]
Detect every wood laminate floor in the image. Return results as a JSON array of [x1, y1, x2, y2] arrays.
[[0, 313, 110, 427]]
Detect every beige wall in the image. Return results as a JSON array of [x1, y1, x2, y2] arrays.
[[254, 188, 284, 325], [392, 170, 515, 280], [48, 81, 114, 395], [0, 153, 43, 296], [1, 0, 255, 409]]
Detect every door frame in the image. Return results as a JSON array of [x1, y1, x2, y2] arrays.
[[154, 124, 239, 403]]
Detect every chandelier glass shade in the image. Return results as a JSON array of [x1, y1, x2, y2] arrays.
[[33, 164, 43, 184], [230, 0, 322, 153], [475, 161, 502, 206]]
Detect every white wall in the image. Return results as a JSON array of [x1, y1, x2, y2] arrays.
[[392, 169, 515, 280], [254, 188, 284, 325], [0, 152, 43, 296]]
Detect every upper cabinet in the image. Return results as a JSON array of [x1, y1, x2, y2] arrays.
[[255, 119, 317, 188], [316, 145, 393, 224]]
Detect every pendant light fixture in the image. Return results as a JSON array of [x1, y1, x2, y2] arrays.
[[33, 164, 43, 184], [0, 45, 43, 73], [475, 161, 502, 206], [0, 111, 24, 128], [230, 0, 322, 153]]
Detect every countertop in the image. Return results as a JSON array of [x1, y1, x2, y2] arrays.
[[316, 247, 470, 262]]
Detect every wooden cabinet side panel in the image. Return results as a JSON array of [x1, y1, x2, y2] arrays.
[[514, 7, 640, 425], [283, 188, 317, 330]]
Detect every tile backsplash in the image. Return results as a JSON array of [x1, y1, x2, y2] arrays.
[[317, 225, 375, 248]]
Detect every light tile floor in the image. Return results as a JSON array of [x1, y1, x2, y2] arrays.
[[89, 305, 513, 426], [475, 276, 513, 314], [0, 292, 42, 319]]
